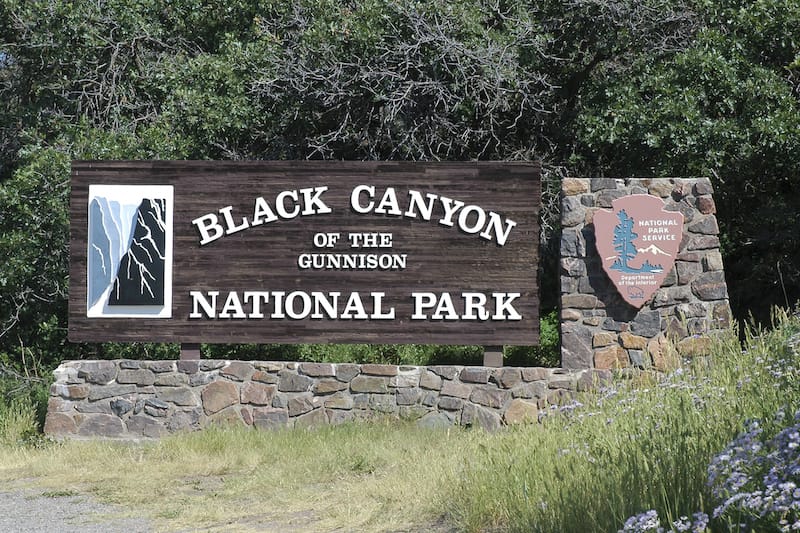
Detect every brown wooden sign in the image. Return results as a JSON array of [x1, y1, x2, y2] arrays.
[[69, 161, 540, 345], [594, 194, 683, 307]]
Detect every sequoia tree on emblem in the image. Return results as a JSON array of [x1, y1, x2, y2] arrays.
[[594, 194, 684, 308]]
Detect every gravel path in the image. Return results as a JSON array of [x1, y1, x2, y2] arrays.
[[0, 488, 152, 533]]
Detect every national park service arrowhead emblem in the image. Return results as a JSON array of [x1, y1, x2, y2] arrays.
[[594, 194, 683, 308]]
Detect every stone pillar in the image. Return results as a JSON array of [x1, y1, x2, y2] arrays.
[[560, 178, 731, 370]]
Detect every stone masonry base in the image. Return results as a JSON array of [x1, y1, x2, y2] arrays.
[[44, 360, 610, 439]]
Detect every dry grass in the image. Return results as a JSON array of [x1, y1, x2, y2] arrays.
[[0, 419, 476, 532]]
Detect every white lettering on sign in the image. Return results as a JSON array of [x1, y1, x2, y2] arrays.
[[189, 290, 395, 320], [192, 186, 332, 245], [188, 290, 522, 321], [410, 292, 522, 321], [194, 185, 517, 246], [350, 185, 517, 246], [297, 253, 407, 270]]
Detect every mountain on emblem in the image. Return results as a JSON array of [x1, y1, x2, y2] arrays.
[[594, 195, 683, 308], [87, 185, 173, 318]]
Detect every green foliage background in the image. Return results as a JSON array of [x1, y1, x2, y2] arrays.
[[1, 0, 798, 373]]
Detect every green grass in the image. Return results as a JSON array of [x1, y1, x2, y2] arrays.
[[445, 309, 800, 532], [0, 310, 798, 532]]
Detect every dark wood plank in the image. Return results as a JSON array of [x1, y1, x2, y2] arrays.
[[70, 161, 540, 345]]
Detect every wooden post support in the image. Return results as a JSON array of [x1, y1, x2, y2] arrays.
[[483, 346, 503, 368], [180, 343, 201, 360]]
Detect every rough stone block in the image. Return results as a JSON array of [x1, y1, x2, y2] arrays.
[[299, 363, 335, 377], [421, 392, 438, 407], [675, 303, 708, 319], [437, 396, 464, 411], [278, 370, 313, 392], [110, 398, 134, 417], [561, 308, 582, 322], [511, 381, 548, 399], [676, 261, 703, 284], [75, 400, 115, 414], [561, 258, 587, 278], [677, 336, 713, 357], [390, 368, 421, 388], [361, 364, 398, 377], [327, 409, 355, 425], [44, 412, 77, 436], [561, 229, 585, 257], [492, 368, 522, 389], [631, 311, 662, 337], [254, 362, 283, 372], [88, 384, 137, 401], [428, 366, 460, 380], [294, 408, 329, 428], [324, 393, 354, 410], [577, 370, 612, 392], [313, 379, 348, 395], [547, 377, 576, 391], [147, 361, 175, 373], [594, 346, 629, 370], [369, 394, 398, 413], [52, 384, 90, 400], [417, 412, 454, 429], [470, 386, 511, 409], [652, 286, 692, 308], [350, 376, 389, 394], [620, 332, 647, 350], [209, 406, 245, 427], [592, 332, 617, 348], [77, 361, 118, 385], [562, 178, 589, 195], [504, 399, 539, 424], [597, 189, 627, 208], [166, 409, 202, 432], [693, 179, 714, 195], [561, 196, 585, 227], [157, 387, 197, 407], [77, 414, 125, 438], [461, 403, 502, 432], [395, 388, 420, 406], [176, 360, 199, 374], [591, 178, 619, 192], [220, 362, 254, 381], [691, 271, 729, 300], [201, 380, 239, 415], [696, 196, 716, 214], [687, 235, 720, 251], [253, 408, 289, 430], [460, 368, 490, 384], [419, 371, 443, 390], [117, 369, 156, 386], [126, 415, 165, 438], [335, 364, 361, 382], [440, 380, 472, 399], [713, 302, 732, 329], [521, 368, 550, 381], [154, 373, 189, 387], [240, 382, 276, 405], [563, 293, 603, 310], [288, 396, 315, 417], [200, 360, 226, 371], [702, 251, 725, 272], [688, 216, 719, 235], [561, 323, 593, 369], [252, 370, 279, 384], [53, 364, 81, 385], [144, 398, 170, 417]]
